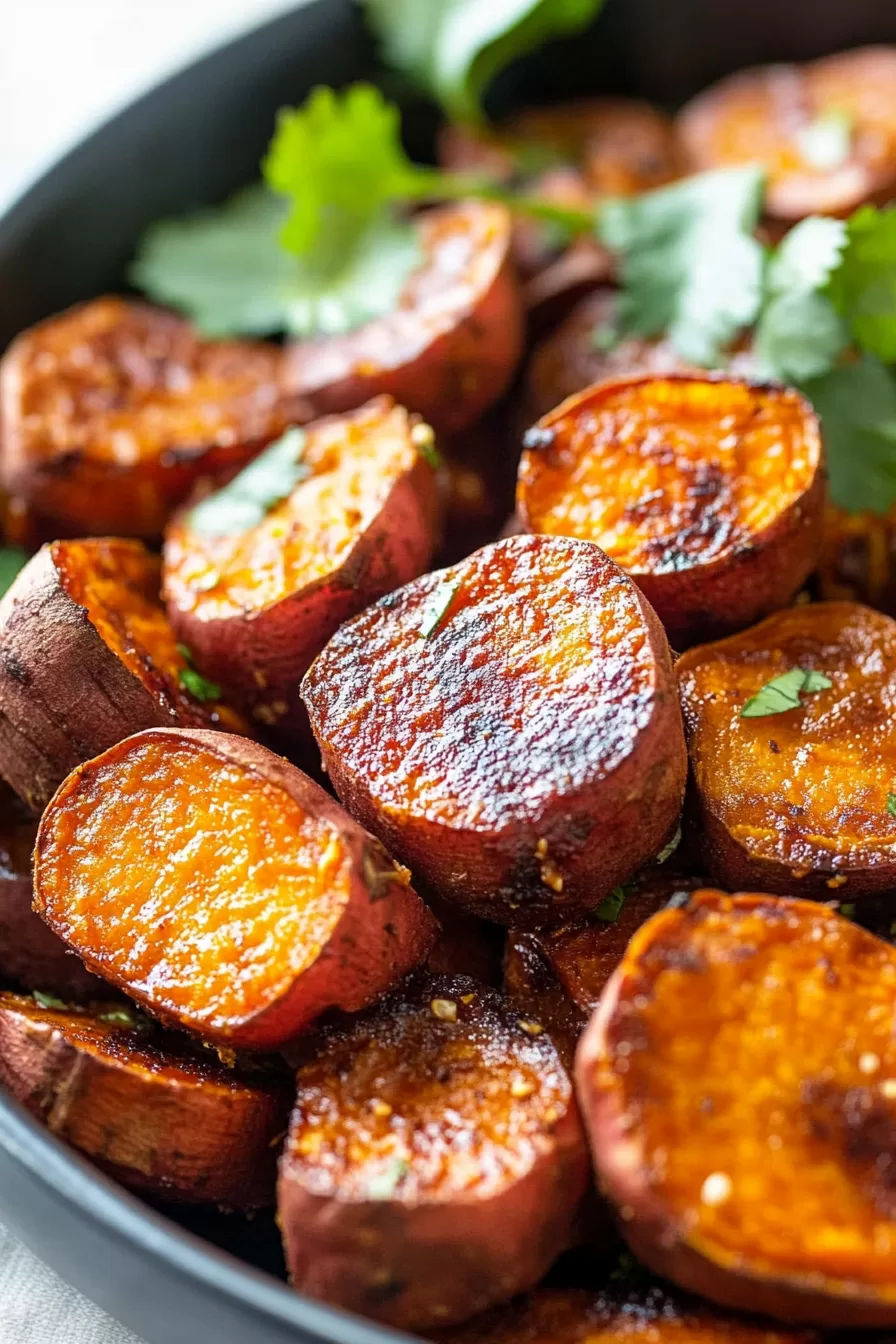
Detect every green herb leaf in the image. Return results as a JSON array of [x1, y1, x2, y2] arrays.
[[827, 205, 896, 363], [190, 428, 308, 537], [419, 577, 461, 639], [0, 547, 27, 598], [98, 1007, 145, 1028], [366, 1156, 409, 1200], [179, 666, 222, 703], [768, 216, 848, 295], [741, 667, 833, 719], [593, 886, 626, 924], [32, 991, 66, 1010], [655, 826, 682, 865], [801, 669, 834, 693], [839, 902, 856, 919], [888, 793, 896, 818], [796, 108, 853, 172], [411, 422, 442, 469], [756, 217, 849, 382], [801, 356, 896, 513]]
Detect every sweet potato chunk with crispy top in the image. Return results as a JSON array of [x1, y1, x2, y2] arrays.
[[518, 375, 824, 648], [34, 729, 436, 1048], [278, 973, 589, 1329], [678, 601, 896, 896], [0, 538, 247, 811], [303, 534, 686, 928], [577, 890, 896, 1326], [0, 992, 290, 1206], [0, 297, 299, 537], [163, 396, 441, 741]]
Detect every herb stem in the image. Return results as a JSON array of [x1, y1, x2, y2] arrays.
[[405, 170, 597, 236]]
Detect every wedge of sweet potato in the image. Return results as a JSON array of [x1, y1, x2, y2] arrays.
[[517, 376, 824, 648], [278, 973, 589, 1329], [577, 890, 896, 1326], [818, 502, 896, 614], [678, 601, 896, 896], [678, 47, 896, 221], [0, 297, 301, 537], [283, 203, 523, 437], [163, 396, 441, 742], [34, 728, 437, 1048], [0, 991, 290, 1206], [303, 534, 687, 928], [0, 538, 249, 811]]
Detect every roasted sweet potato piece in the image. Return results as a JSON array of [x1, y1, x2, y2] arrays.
[[678, 601, 896, 896], [283, 203, 523, 437], [504, 933, 586, 1072], [163, 397, 441, 741], [426, 895, 502, 985], [818, 502, 896, 614], [0, 992, 290, 1206], [34, 729, 437, 1048], [0, 538, 248, 811], [518, 376, 824, 648], [303, 534, 687, 928], [278, 973, 589, 1329], [678, 47, 896, 221], [577, 890, 896, 1326], [0, 297, 300, 537]]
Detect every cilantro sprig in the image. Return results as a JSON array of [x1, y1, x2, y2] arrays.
[[177, 645, 222, 704], [740, 667, 833, 719], [189, 427, 308, 536]]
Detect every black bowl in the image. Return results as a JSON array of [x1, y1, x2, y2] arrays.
[[2, 1, 896, 1340]]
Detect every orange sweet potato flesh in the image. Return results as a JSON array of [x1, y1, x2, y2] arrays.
[[303, 534, 687, 928], [576, 890, 896, 1326], [163, 397, 441, 742], [678, 601, 896, 896], [34, 728, 437, 1048], [283, 203, 523, 437], [0, 297, 302, 537], [677, 47, 896, 221], [818, 502, 896, 614], [0, 538, 248, 811], [518, 376, 824, 648], [0, 992, 290, 1206], [278, 973, 589, 1329]]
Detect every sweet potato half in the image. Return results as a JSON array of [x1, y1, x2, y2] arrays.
[[283, 202, 522, 437], [0, 297, 300, 537], [303, 534, 687, 928], [34, 728, 436, 1048], [0, 992, 290, 1206], [0, 538, 248, 811], [517, 375, 824, 648], [278, 973, 589, 1329], [818, 501, 896, 614], [577, 890, 896, 1326], [163, 396, 441, 741], [678, 600, 896, 896]]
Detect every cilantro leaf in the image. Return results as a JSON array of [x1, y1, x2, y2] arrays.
[[32, 991, 66, 1010], [827, 205, 896, 363], [801, 356, 896, 513], [419, 577, 461, 639], [767, 216, 847, 294], [888, 793, 896, 818], [177, 644, 222, 703], [593, 886, 626, 923], [755, 217, 849, 382], [655, 826, 681, 865], [741, 667, 832, 719], [0, 547, 27, 599], [189, 428, 308, 536]]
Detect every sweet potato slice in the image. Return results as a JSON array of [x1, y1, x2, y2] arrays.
[[278, 973, 589, 1329], [577, 890, 896, 1326], [678, 601, 896, 896], [302, 534, 687, 928], [517, 376, 824, 648], [34, 728, 437, 1048], [163, 396, 441, 741], [677, 48, 896, 221], [818, 502, 896, 614], [0, 991, 290, 1206], [0, 538, 248, 811], [0, 297, 300, 537], [503, 933, 585, 1072], [283, 202, 523, 437]]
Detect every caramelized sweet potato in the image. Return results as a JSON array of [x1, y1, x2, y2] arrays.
[[678, 47, 896, 220], [678, 601, 896, 896], [163, 397, 441, 741], [818, 502, 896, 614], [34, 728, 437, 1048], [577, 890, 896, 1326], [303, 534, 687, 928], [503, 933, 585, 1072], [517, 376, 824, 648], [283, 203, 523, 437], [0, 992, 289, 1206], [278, 973, 589, 1329], [0, 297, 300, 537], [0, 538, 248, 811], [426, 894, 502, 985]]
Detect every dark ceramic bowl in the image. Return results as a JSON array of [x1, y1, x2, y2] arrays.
[[1, 1, 896, 1340]]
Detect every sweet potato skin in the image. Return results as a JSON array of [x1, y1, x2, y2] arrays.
[[503, 932, 586, 1072], [34, 728, 437, 1048], [0, 992, 290, 1206], [278, 974, 590, 1329], [303, 535, 687, 928]]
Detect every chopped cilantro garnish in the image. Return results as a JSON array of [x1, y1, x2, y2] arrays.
[[888, 793, 896, 818], [740, 667, 833, 719], [0, 547, 27, 599], [189, 427, 307, 537], [419, 577, 461, 640], [177, 644, 222, 704], [32, 991, 66, 1010], [593, 887, 627, 924]]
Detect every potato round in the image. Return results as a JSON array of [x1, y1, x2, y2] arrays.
[[163, 397, 441, 741], [0, 992, 290, 1206], [0, 297, 300, 537], [677, 601, 896, 896], [278, 973, 589, 1329], [577, 890, 896, 1326], [0, 538, 248, 811], [818, 502, 896, 613], [503, 933, 586, 1072], [517, 376, 824, 648], [34, 728, 437, 1048], [302, 534, 687, 928]]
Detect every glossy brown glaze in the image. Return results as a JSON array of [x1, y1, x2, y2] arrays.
[[302, 534, 687, 928], [278, 974, 589, 1329], [503, 932, 586, 1072], [818, 502, 896, 615], [678, 602, 896, 896]]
